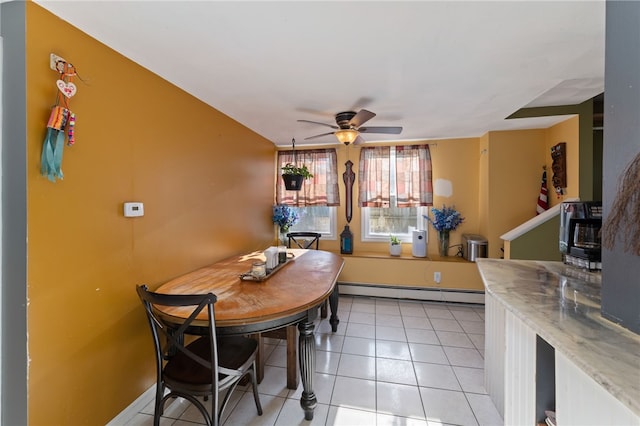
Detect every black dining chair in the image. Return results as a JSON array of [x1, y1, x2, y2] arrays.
[[287, 232, 321, 250], [136, 284, 262, 426]]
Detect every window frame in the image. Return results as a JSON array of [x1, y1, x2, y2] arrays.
[[360, 146, 431, 243]]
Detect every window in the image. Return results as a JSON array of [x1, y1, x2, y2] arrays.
[[288, 206, 337, 239], [360, 145, 433, 242], [276, 149, 339, 238], [363, 202, 428, 242]]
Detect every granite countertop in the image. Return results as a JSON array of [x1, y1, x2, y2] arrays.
[[476, 259, 640, 417]]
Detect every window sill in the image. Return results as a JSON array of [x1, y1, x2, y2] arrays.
[[326, 250, 471, 262]]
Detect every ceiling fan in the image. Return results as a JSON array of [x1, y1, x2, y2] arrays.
[[298, 109, 402, 145]]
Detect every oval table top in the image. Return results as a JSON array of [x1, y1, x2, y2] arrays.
[[154, 249, 344, 328]]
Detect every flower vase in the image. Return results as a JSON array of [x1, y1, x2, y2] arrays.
[[438, 230, 450, 257], [279, 227, 289, 246]]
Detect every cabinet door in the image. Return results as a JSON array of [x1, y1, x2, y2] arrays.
[[484, 293, 506, 417], [504, 309, 536, 425], [556, 352, 640, 425]]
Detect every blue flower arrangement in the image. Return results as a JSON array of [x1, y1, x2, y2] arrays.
[[424, 205, 464, 232], [272, 204, 300, 233]]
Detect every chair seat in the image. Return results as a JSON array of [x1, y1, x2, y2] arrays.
[[218, 336, 258, 370], [165, 336, 258, 386]]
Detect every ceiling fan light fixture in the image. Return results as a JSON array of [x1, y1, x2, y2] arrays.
[[335, 129, 358, 145]]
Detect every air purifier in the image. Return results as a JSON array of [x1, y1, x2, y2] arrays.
[[412, 230, 427, 257]]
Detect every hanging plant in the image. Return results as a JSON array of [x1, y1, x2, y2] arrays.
[[281, 163, 313, 178], [281, 138, 313, 190]]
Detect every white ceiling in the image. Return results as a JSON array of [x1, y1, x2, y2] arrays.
[[35, 0, 606, 147]]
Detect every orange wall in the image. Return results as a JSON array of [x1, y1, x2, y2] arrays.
[[26, 4, 274, 424], [484, 129, 547, 257]]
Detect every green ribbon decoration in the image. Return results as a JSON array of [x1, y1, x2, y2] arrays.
[[40, 128, 65, 182]]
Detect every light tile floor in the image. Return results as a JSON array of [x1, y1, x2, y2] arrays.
[[125, 295, 503, 426]]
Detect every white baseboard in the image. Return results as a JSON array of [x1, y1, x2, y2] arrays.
[[107, 385, 155, 425], [338, 282, 485, 304]]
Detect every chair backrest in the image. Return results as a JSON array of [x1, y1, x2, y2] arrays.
[[136, 285, 219, 384], [287, 232, 321, 250]]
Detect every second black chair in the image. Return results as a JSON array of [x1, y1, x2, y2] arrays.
[[287, 232, 321, 250]]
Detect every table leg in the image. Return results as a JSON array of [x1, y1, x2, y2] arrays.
[[329, 286, 340, 332], [285, 325, 299, 389], [298, 319, 317, 420]]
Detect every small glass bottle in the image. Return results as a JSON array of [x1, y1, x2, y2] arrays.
[[278, 245, 287, 264]]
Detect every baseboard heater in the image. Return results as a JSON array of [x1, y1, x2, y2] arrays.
[[338, 282, 485, 305]]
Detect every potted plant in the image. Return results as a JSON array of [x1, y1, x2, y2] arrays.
[[389, 234, 402, 256], [424, 205, 464, 257], [281, 163, 313, 191]]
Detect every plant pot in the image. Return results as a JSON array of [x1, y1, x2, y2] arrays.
[[390, 243, 402, 256], [282, 174, 304, 191]]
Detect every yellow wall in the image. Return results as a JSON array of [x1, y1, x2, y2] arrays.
[[317, 123, 580, 287], [484, 129, 547, 257], [285, 125, 578, 290], [339, 255, 483, 289], [478, 133, 490, 242], [26, 4, 274, 424]]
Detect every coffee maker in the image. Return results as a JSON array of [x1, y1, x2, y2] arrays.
[[559, 201, 602, 271]]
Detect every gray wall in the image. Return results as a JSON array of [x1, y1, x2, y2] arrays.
[[0, 1, 28, 424], [601, 1, 640, 334]]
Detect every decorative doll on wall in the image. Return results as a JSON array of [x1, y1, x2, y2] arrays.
[[41, 55, 78, 182]]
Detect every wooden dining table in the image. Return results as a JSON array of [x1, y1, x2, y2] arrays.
[[153, 248, 344, 421]]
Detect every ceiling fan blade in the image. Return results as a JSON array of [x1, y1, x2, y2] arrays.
[[297, 119, 338, 130], [352, 134, 365, 145], [304, 131, 336, 140], [349, 109, 376, 128], [358, 126, 403, 134]]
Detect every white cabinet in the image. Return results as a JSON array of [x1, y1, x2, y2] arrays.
[[503, 309, 537, 425], [479, 260, 640, 426], [485, 291, 640, 426], [556, 352, 639, 426], [484, 293, 505, 417]]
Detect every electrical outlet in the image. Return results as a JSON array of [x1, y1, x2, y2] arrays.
[[434, 271, 441, 284]]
